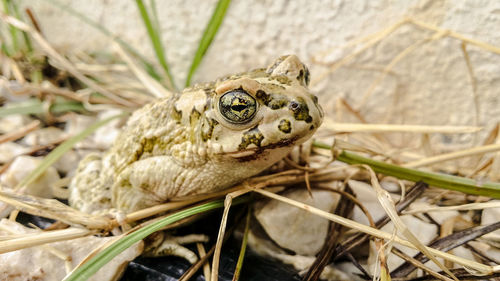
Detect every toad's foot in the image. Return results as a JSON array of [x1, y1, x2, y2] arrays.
[[143, 232, 209, 263]]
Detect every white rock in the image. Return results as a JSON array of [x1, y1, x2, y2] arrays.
[[0, 219, 143, 281], [92, 109, 124, 149], [380, 179, 401, 193], [64, 114, 97, 148], [247, 229, 350, 281], [482, 200, 500, 235], [0, 115, 31, 134], [22, 127, 66, 146], [0, 155, 59, 198], [52, 149, 84, 176], [0, 142, 28, 163], [254, 188, 340, 256], [468, 240, 500, 264]]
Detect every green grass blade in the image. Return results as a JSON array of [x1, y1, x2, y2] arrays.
[[135, 0, 176, 90], [63, 197, 248, 281], [185, 0, 231, 86], [15, 113, 127, 190], [232, 205, 251, 281], [0, 100, 44, 117], [50, 101, 86, 114], [0, 99, 86, 117], [11, 0, 32, 53], [42, 0, 162, 81], [313, 141, 500, 198], [2, 0, 19, 53]]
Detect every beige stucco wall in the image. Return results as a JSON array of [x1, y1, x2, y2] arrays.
[[21, 0, 500, 146]]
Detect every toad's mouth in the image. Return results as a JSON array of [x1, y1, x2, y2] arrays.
[[224, 136, 299, 159]]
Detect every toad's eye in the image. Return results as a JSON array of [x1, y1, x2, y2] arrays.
[[219, 90, 257, 124]]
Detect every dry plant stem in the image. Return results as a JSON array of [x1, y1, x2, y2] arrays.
[[332, 182, 426, 262], [392, 221, 500, 278], [0, 227, 92, 254], [303, 187, 354, 281], [179, 246, 216, 281], [113, 42, 172, 99], [211, 188, 251, 281], [0, 190, 113, 230], [179, 216, 241, 281], [0, 119, 40, 144], [0, 14, 135, 107], [318, 183, 376, 227], [252, 188, 496, 274], [3, 223, 74, 273], [322, 122, 482, 134], [403, 201, 500, 215], [196, 243, 211, 281], [403, 143, 500, 168], [363, 164, 458, 281], [392, 248, 454, 281], [376, 242, 391, 281], [26, 84, 115, 105]]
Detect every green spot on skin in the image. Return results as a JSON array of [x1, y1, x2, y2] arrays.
[[274, 75, 292, 85], [238, 126, 264, 150], [278, 119, 291, 134], [190, 109, 202, 142], [201, 118, 219, 142], [256, 90, 289, 110], [171, 106, 182, 123]]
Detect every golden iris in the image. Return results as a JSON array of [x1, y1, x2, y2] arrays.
[[219, 90, 257, 123]]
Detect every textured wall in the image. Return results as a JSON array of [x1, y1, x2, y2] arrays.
[[21, 0, 500, 146]]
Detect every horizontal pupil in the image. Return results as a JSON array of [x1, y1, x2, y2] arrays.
[[231, 104, 247, 112]]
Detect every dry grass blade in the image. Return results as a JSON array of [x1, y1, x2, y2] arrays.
[[404, 143, 500, 168], [403, 201, 500, 215], [197, 243, 211, 281], [0, 227, 92, 254], [0, 190, 113, 230], [392, 221, 500, 278], [211, 188, 251, 281], [303, 186, 355, 281], [322, 122, 482, 134], [333, 182, 427, 261], [0, 119, 39, 144], [113, 42, 172, 99], [391, 248, 455, 281], [0, 14, 135, 107], [253, 189, 495, 274], [363, 164, 459, 281]]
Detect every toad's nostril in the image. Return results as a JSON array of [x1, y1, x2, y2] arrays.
[[289, 101, 300, 111]]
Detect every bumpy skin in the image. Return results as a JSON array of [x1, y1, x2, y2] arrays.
[[69, 55, 324, 214]]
